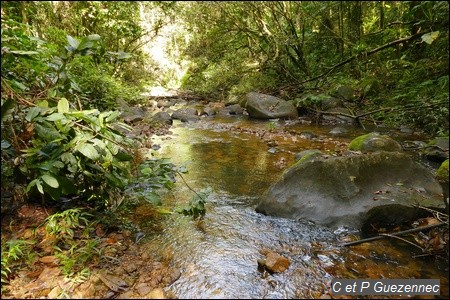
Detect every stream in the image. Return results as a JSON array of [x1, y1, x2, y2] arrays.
[[135, 114, 448, 299]]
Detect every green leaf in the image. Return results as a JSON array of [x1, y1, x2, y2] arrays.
[[1, 98, 15, 122], [140, 167, 152, 175], [25, 107, 41, 122], [58, 98, 70, 113], [104, 111, 121, 122], [42, 174, 59, 188], [66, 35, 79, 50], [115, 151, 133, 161], [118, 51, 132, 60], [35, 123, 65, 141], [66, 109, 99, 117], [10, 50, 39, 56], [144, 192, 162, 206], [156, 208, 173, 214], [106, 141, 119, 155], [98, 113, 104, 128], [77, 39, 94, 51], [77, 143, 100, 160], [46, 112, 66, 122], [26, 179, 38, 192], [36, 180, 44, 194], [87, 34, 101, 41], [11, 80, 28, 91], [421, 31, 439, 44]]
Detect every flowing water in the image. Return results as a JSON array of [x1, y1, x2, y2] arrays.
[[136, 115, 448, 299]]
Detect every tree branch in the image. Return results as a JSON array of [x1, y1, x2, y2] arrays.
[[341, 222, 446, 247], [300, 31, 430, 84]]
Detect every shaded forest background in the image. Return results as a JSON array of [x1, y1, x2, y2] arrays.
[[2, 1, 449, 133]]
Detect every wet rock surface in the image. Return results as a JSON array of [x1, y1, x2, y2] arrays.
[[245, 92, 298, 119], [256, 151, 445, 229]]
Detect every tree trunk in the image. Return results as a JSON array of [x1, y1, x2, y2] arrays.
[[379, 1, 385, 29]]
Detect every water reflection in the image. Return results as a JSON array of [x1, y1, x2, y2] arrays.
[[143, 118, 448, 299]]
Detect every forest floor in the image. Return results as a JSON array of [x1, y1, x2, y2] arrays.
[[0, 202, 181, 299]]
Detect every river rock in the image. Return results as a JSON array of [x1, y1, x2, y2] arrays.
[[217, 104, 244, 116], [245, 92, 298, 119], [151, 111, 172, 125], [255, 151, 445, 229], [171, 107, 200, 122], [423, 136, 449, 163], [329, 126, 349, 136], [258, 249, 290, 273], [348, 132, 402, 152], [145, 287, 166, 299], [294, 149, 323, 162], [121, 106, 148, 123], [264, 252, 290, 273]]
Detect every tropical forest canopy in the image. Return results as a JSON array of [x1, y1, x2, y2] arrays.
[[1, 1, 449, 209]]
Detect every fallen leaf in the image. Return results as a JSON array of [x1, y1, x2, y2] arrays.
[[26, 269, 43, 278], [97, 272, 129, 293], [39, 256, 60, 265]]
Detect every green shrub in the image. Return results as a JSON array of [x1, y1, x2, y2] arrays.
[[20, 98, 136, 208]]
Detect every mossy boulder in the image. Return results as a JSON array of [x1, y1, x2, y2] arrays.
[[436, 159, 449, 210], [348, 132, 402, 153], [255, 151, 444, 229]]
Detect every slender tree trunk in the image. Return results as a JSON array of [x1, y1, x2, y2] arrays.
[[338, 2, 344, 58], [379, 1, 385, 29]]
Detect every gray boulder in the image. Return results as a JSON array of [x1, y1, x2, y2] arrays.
[[255, 152, 445, 229], [121, 106, 147, 123], [171, 107, 200, 122], [151, 111, 172, 124], [217, 104, 244, 116], [423, 136, 449, 163], [329, 126, 349, 136], [245, 92, 298, 119]]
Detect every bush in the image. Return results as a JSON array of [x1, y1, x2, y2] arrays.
[[19, 98, 137, 209]]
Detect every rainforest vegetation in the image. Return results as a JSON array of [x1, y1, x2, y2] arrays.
[[1, 1, 449, 296]]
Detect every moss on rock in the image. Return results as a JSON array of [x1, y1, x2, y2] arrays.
[[436, 159, 449, 182]]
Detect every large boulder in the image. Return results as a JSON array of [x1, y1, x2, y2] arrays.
[[255, 152, 445, 229], [245, 92, 298, 119], [349, 132, 402, 152]]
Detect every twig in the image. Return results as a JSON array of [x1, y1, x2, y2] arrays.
[[342, 223, 446, 247], [176, 171, 205, 201], [412, 205, 449, 224], [378, 233, 425, 251]]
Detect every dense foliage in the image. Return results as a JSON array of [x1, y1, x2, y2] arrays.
[[174, 1, 449, 135], [1, 1, 179, 286], [1, 1, 186, 217]]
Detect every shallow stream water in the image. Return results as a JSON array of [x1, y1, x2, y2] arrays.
[[137, 115, 448, 299]]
